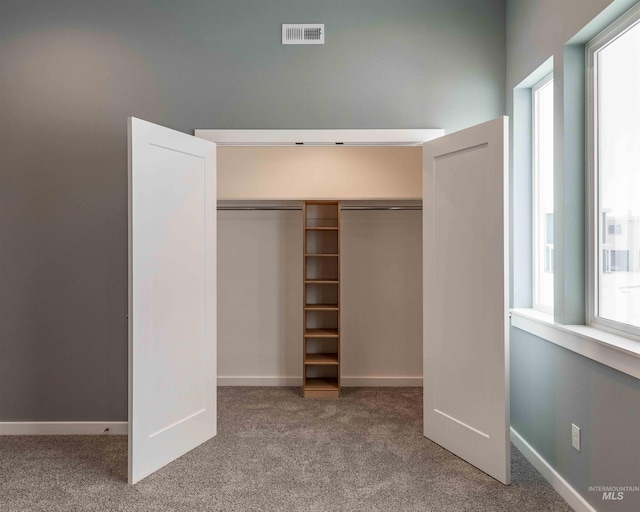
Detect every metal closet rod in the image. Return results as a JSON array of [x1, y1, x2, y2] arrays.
[[340, 205, 421, 211], [217, 205, 422, 211], [217, 206, 302, 211]]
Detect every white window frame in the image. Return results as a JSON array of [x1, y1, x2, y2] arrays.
[[586, 2, 640, 341], [532, 73, 554, 313]]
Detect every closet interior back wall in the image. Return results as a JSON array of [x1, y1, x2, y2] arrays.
[[217, 209, 423, 386], [340, 209, 422, 386], [217, 209, 302, 386]]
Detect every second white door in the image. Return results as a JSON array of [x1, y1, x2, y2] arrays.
[[422, 117, 510, 484], [128, 117, 218, 484]]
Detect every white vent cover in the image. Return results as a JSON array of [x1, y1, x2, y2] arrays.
[[282, 24, 325, 45]]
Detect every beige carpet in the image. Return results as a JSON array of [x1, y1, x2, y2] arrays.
[[0, 387, 572, 512]]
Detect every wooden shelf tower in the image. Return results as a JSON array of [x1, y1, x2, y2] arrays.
[[302, 201, 341, 398]]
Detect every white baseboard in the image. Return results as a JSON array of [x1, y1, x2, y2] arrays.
[[341, 376, 422, 386], [218, 376, 301, 386], [510, 427, 597, 512], [217, 376, 422, 387], [0, 422, 128, 436]]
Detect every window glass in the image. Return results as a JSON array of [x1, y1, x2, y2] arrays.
[[594, 18, 640, 329], [533, 76, 554, 311]]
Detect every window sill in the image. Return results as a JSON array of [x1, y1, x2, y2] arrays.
[[510, 308, 640, 380]]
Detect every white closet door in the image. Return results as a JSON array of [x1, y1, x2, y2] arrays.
[[128, 117, 217, 484], [422, 117, 510, 484]]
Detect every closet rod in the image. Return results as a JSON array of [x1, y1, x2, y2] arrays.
[[217, 206, 302, 211], [217, 205, 422, 211], [340, 206, 422, 211]]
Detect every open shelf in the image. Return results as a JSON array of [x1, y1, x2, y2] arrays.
[[305, 353, 339, 365], [305, 214, 338, 229], [304, 377, 339, 390], [305, 303, 339, 311], [304, 328, 339, 338], [305, 279, 339, 284], [305, 253, 339, 257]]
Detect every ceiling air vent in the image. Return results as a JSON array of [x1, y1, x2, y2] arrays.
[[282, 24, 325, 45]]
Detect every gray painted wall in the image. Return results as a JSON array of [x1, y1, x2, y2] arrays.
[[0, 0, 506, 421], [511, 328, 640, 511], [507, 0, 640, 510]]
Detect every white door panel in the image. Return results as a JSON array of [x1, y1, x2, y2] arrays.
[[423, 117, 510, 484], [128, 117, 217, 484]]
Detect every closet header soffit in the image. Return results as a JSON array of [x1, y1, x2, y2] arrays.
[[194, 129, 444, 147]]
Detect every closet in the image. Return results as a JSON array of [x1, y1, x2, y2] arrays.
[[212, 141, 427, 393], [129, 120, 509, 484], [216, 199, 423, 393]]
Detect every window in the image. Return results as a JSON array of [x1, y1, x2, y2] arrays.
[[532, 74, 554, 312], [587, 3, 640, 337]]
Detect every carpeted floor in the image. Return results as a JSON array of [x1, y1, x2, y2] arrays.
[[0, 387, 572, 512]]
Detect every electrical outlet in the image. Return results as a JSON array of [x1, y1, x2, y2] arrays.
[[571, 423, 581, 451]]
